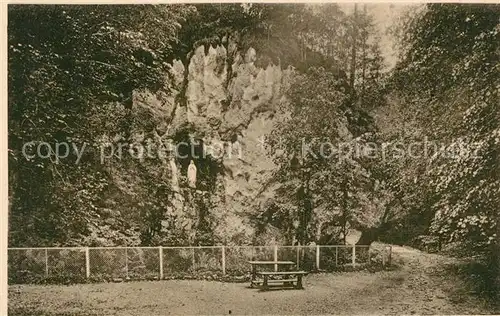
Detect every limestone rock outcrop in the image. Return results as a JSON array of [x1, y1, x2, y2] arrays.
[[132, 44, 293, 244]]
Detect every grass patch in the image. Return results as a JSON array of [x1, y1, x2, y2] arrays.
[[443, 259, 500, 312]]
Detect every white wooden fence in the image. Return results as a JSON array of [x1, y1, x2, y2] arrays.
[[8, 244, 392, 283]]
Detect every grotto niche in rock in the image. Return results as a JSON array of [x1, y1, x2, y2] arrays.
[[172, 129, 221, 193]]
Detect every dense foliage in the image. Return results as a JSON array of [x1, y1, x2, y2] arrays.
[[263, 4, 387, 246], [8, 4, 194, 246], [387, 3, 499, 294], [8, 3, 386, 247], [8, 5, 500, 298], [388, 3, 499, 253]]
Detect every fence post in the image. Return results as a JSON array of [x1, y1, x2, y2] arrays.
[[316, 245, 320, 271], [388, 246, 392, 266], [125, 248, 129, 279], [296, 247, 300, 269], [352, 245, 356, 267], [221, 246, 226, 276], [85, 247, 90, 278], [335, 246, 338, 266], [192, 247, 196, 271], [273, 244, 278, 272], [45, 248, 49, 277], [159, 246, 163, 280]]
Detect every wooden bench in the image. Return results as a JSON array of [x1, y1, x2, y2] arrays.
[[248, 261, 295, 287], [256, 271, 308, 290]]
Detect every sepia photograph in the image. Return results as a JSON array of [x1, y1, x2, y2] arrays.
[[5, 2, 500, 315]]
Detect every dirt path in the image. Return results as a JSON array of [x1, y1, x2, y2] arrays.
[[370, 245, 493, 315], [9, 245, 496, 315]]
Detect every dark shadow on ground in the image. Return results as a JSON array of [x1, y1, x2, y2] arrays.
[[438, 260, 500, 313]]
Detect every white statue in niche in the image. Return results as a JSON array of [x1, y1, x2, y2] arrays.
[[187, 160, 197, 188]]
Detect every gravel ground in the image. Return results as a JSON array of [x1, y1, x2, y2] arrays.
[[8, 246, 497, 315]]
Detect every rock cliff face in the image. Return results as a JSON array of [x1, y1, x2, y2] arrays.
[[132, 45, 293, 244]]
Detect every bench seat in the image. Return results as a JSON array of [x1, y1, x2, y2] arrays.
[[256, 271, 308, 275], [252, 278, 298, 284], [253, 270, 307, 290]]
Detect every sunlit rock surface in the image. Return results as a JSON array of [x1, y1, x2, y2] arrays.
[[131, 45, 293, 244]]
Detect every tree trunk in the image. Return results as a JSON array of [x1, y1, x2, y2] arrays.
[[297, 168, 312, 245], [356, 227, 379, 245], [493, 131, 500, 299], [495, 107, 500, 299], [341, 176, 349, 244], [349, 3, 358, 95], [356, 211, 393, 246], [361, 4, 367, 103]]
